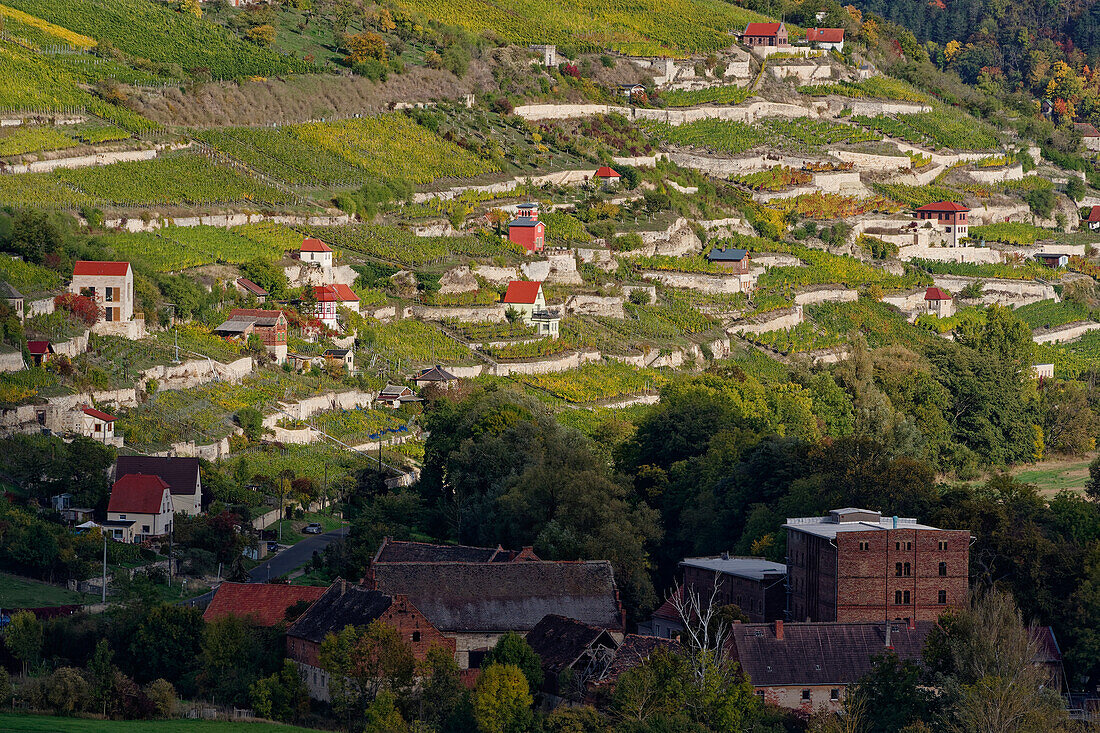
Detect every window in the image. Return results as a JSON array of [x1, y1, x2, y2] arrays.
[[938, 540, 948, 551], [895, 590, 902, 604], [895, 562, 903, 577], [903, 590, 911, 604], [801, 690, 811, 701], [859, 541, 869, 550], [830, 689, 840, 701], [939, 561, 947, 576], [119, 514, 126, 519], [939, 590, 947, 604], [905, 541, 912, 550], [80, 286, 95, 298], [142, 525, 149, 533], [895, 541, 900, 550], [904, 562, 911, 577], [895, 590, 912, 605], [412, 631, 421, 642], [106, 287, 115, 302], [756, 691, 765, 701]]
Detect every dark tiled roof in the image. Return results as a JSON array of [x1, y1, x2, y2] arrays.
[[526, 614, 615, 675], [414, 366, 458, 383], [374, 538, 502, 563], [204, 582, 327, 626], [707, 248, 748, 262], [598, 635, 681, 686], [728, 621, 933, 686], [236, 278, 268, 296], [115, 456, 199, 498], [287, 581, 394, 643], [371, 561, 623, 633], [509, 218, 543, 228], [323, 349, 350, 358], [0, 281, 22, 299]]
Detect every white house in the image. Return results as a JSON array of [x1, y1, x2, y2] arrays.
[[114, 456, 203, 516], [81, 406, 119, 445], [107, 473, 174, 542], [502, 281, 546, 323], [70, 261, 143, 338], [313, 284, 359, 330], [806, 28, 845, 51], [300, 237, 334, 271]]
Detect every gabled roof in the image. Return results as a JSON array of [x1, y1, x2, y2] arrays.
[[0, 281, 23, 300], [509, 218, 544, 229], [503, 281, 543, 304], [370, 560, 623, 633], [73, 261, 130, 277], [287, 581, 396, 643], [313, 284, 359, 303], [26, 340, 52, 355], [213, 318, 255, 335], [379, 383, 414, 398], [229, 308, 285, 327], [915, 201, 969, 212], [82, 407, 117, 422], [1087, 205, 1100, 223], [728, 621, 933, 686], [595, 166, 621, 178], [806, 27, 845, 43], [115, 456, 200, 498], [925, 286, 951, 301], [707, 248, 748, 262], [203, 582, 326, 626], [743, 22, 784, 36], [414, 366, 458, 383], [108, 474, 171, 515], [679, 556, 786, 580], [323, 348, 350, 358], [235, 278, 269, 296], [598, 635, 681, 687], [525, 614, 617, 676], [374, 538, 504, 564], [1074, 122, 1100, 138], [301, 237, 333, 253], [651, 587, 682, 621]]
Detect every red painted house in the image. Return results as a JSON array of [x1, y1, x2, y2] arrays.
[[914, 201, 969, 246], [508, 203, 546, 252]]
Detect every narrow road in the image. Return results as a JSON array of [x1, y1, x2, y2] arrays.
[[181, 526, 348, 608]]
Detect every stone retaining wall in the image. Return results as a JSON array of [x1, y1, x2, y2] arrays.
[[99, 212, 352, 233], [1032, 321, 1100, 345], [640, 269, 751, 294], [142, 356, 254, 391], [408, 304, 506, 322], [728, 306, 804, 335], [514, 100, 814, 124], [967, 164, 1025, 184], [489, 349, 601, 376], [2, 147, 159, 175], [264, 389, 376, 428], [896, 244, 1002, 264], [0, 351, 23, 373], [827, 149, 911, 172], [793, 287, 858, 305], [564, 294, 625, 318], [932, 275, 1057, 307]]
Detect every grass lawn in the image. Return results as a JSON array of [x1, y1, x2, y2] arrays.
[[0, 573, 98, 608], [1011, 455, 1095, 496], [271, 512, 345, 545], [0, 712, 327, 732]]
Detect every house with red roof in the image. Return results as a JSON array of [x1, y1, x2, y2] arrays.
[[70, 261, 142, 339], [806, 27, 845, 51], [1086, 205, 1100, 230], [235, 277, 268, 304], [81, 406, 118, 444], [107, 473, 174, 542], [503, 280, 546, 320], [594, 166, 621, 188], [507, 203, 546, 253], [913, 201, 970, 246], [742, 22, 789, 51], [1074, 122, 1100, 152], [26, 340, 53, 367], [924, 286, 954, 317], [203, 582, 327, 626], [312, 284, 359, 330], [300, 237, 333, 270]]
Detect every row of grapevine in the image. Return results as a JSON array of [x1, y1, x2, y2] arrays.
[[99, 225, 294, 273], [852, 110, 998, 151], [661, 84, 753, 107], [518, 361, 668, 403]]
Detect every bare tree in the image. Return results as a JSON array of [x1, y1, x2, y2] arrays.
[[668, 575, 729, 677]]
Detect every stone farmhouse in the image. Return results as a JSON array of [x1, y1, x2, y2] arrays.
[[70, 261, 143, 338], [913, 201, 970, 246], [741, 22, 789, 55], [300, 237, 333, 271], [924, 286, 954, 317]]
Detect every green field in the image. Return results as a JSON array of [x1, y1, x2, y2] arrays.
[[1010, 457, 1094, 495], [0, 713, 327, 733], [0, 573, 97, 608]]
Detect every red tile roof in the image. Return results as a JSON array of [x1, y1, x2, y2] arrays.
[[313, 284, 359, 302], [503, 281, 542, 304], [1088, 205, 1100, 223], [26, 340, 52, 355], [925, 286, 952, 301], [807, 27, 845, 43], [108, 474, 170, 515], [915, 201, 969, 212], [73, 261, 130, 277], [595, 166, 621, 178], [744, 22, 783, 36], [1074, 122, 1100, 138], [651, 587, 683, 621], [301, 237, 333, 253], [82, 407, 116, 422], [236, 277, 268, 296], [204, 582, 327, 626]]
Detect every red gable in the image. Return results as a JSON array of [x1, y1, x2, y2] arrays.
[[1074, 122, 1100, 138], [26, 340, 52, 355], [1087, 205, 1100, 223], [925, 286, 952, 301], [595, 166, 621, 178], [744, 22, 782, 36], [313, 284, 359, 303], [503, 281, 542, 304], [915, 201, 969, 213], [109, 474, 170, 514], [83, 407, 116, 422], [807, 27, 845, 43], [73, 261, 130, 277], [301, 237, 332, 253], [203, 582, 327, 626]]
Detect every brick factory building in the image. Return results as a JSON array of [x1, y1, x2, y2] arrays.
[[784, 508, 970, 624], [680, 555, 787, 622]]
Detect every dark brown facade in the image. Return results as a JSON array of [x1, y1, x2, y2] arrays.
[[681, 557, 786, 622]]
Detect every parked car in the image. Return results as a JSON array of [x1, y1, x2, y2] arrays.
[[302, 523, 323, 534], [267, 541, 279, 552]]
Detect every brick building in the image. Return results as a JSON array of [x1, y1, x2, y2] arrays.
[[741, 22, 789, 49], [286, 580, 453, 701], [913, 201, 970, 246], [213, 308, 288, 364], [681, 555, 787, 622], [203, 582, 326, 626], [784, 508, 970, 624]]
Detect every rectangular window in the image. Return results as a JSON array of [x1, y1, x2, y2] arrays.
[[801, 690, 811, 701], [895, 562, 903, 577], [142, 525, 150, 533], [939, 561, 948, 576], [904, 562, 911, 577], [939, 590, 947, 604], [895, 541, 901, 550], [830, 689, 840, 701], [938, 540, 948, 551], [903, 590, 911, 604], [859, 541, 869, 551], [895, 590, 902, 604], [119, 514, 126, 519]]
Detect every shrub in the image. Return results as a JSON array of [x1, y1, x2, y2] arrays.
[[54, 292, 98, 325]]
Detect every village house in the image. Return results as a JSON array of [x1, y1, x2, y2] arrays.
[[590, 634, 681, 695], [1086, 205, 1100, 230], [376, 383, 421, 409], [369, 537, 540, 566], [508, 203, 547, 253], [1075, 122, 1100, 152], [213, 308, 288, 363], [913, 201, 969, 246], [114, 455, 202, 516], [806, 27, 845, 51], [70, 261, 142, 338], [368, 560, 624, 668], [594, 166, 621, 188], [287, 580, 453, 701], [300, 237, 334, 271], [26, 340, 53, 367], [1035, 252, 1070, 268], [80, 406, 118, 444], [0, 281, 24, 321], [644, 587, 685, 639], [524, 615, 620, 701], [502, 281, 561, 338], [680, 555, 788, 623], [1032, 363, 1055, 379], [312, 284, 359, 330], [706, 247, 751, 274], [203, 582, 327, 626], [618, 83, 646, 100], [322, 348, 353, 372], [412, 365, 459, 390], [741, 22, 789, 50], [785, 508, 971, 624], [106, 473, 174, 543], [924, 286, 954, 317], [234, 277, 269, 304]]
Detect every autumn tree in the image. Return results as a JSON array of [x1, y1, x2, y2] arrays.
[[471, 663, 533, 733], [346, 32, 388, 64], [319, 620, 415, 730], [5, 610, 42, 675]]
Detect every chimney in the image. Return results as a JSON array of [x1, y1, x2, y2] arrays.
[[908, 617, 916, 631], [775, 620, 784, 641], [339, 578, 347, 596], [885, 620, 893, 650], [721, 551, 730, 561]]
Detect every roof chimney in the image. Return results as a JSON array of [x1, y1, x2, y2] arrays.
[[908, 617, 916, 631], [775, 619, 784, 641], [721, 551, 730, 561], [339, 578, 347, 596], [885, 620, 893, 650]]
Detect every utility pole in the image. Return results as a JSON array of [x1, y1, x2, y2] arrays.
[[101, 530, 107, 603], [165, 303, 179, 363], [167, 521, 173, 588]]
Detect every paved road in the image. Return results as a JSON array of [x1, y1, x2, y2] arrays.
[[182, 526, 348, 607]]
